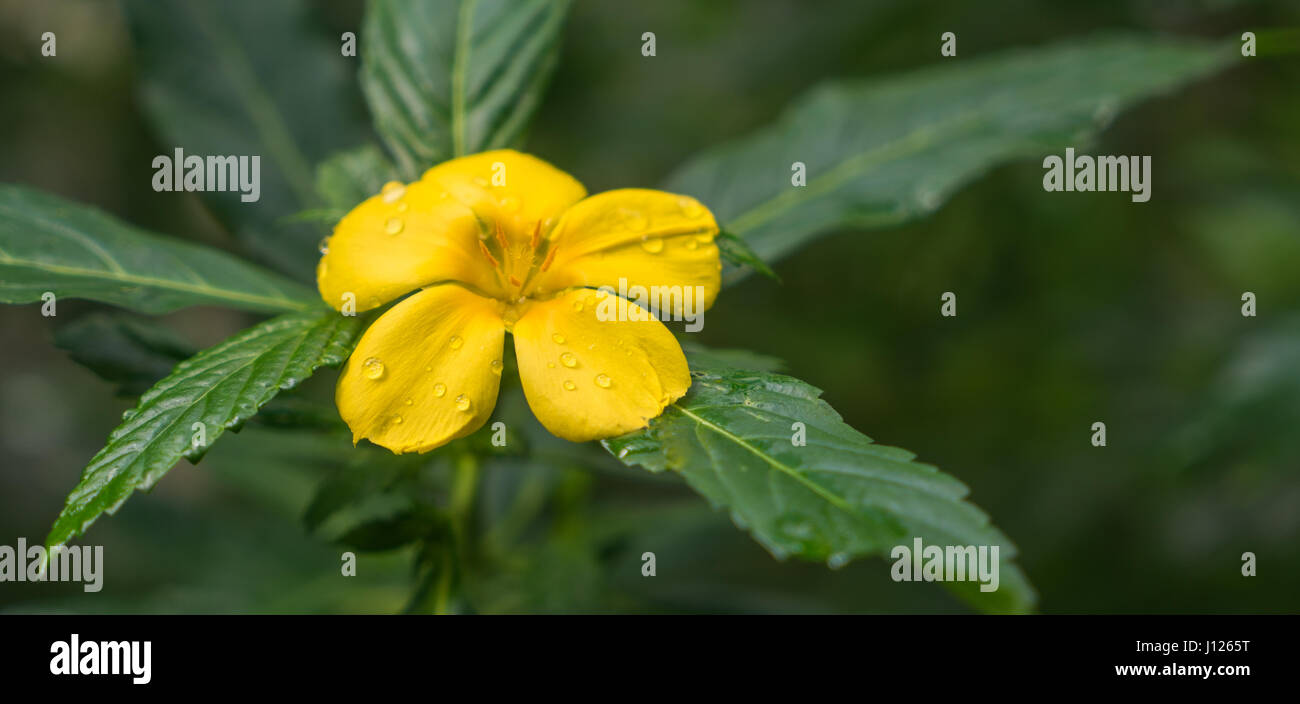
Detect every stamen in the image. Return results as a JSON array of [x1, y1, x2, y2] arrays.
[[529, 220, 542, 250], [494, 220, 509, 253], [539, 245, 558, 273], [509, 274, 523, 287], [477, 240, 500, 269]]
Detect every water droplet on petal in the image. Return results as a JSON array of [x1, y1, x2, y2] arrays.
[[362, 357, 385, 380], [490, 359, 503, 375], [572, 301, 584, 312], [449, 336, 464, 350], [393, 415, 404, 424], [547, 362, 556, 368], [560, 352, 577, 368], [317, 236, 331, 254], [404, 398, 413, 406], [552, 333, 565, 344], [684, 238, 699, 251], [455, 394, 472, 412], [433, 383, 446, 397], [500, 195, 521, 213], [385, 217, 404, 235], [623, 210, 648, 231], [381, 181, 406, 202], [563, 380, 576, 391], [594, 374, 612, 389], [396, 202, 409, 213], [677, 196, 704, 218], [640, 237, 664, 254]]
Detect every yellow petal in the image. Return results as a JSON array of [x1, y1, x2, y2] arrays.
[[335, 284, 505, 454], [318, 150, 586, 313], [421, 149, 586, 252], [318, 178, 502, 312], [512, 288, 690, 442], [529, 189, 722, 316]]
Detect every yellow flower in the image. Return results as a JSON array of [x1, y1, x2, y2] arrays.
[[317, 150, 721, 453]]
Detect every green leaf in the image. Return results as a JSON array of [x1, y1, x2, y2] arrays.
[[53, 313, 196, 397], [303, 453, 415, 533], [251, 396, 349, 432], [316, 144, 403, 211], [337, 509, 444, 553], [45, 310, 361, 549], [1167, 316, 1300, 474], [277, 209, 349, 227], [665, 34, 1236, 277], [678, 340, 784, 373], [603, 353, 1037, 614], [715, 231, 780, 282], [360, 0, 573, 177], [0, 185, 317, 313], [124, 0, 370, 279]]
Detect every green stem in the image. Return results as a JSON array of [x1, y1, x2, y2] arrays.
[[451, 452, 481, 519], [432, 548, 455, 615], [433, 453, 481, 615], [484, 467, 548, 553]]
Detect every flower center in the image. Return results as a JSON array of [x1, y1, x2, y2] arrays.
[[475, 217, 558, 306]]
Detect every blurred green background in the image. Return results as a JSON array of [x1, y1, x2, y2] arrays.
[[1, 0, 1297, 613]]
